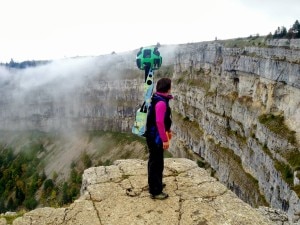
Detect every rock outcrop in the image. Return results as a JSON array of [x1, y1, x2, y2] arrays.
[[10, 158, 275, 225]]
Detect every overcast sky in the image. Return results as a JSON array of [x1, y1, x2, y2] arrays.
[[0, 0, 299, 62]]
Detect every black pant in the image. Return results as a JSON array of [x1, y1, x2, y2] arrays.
[[146, 138, 164, 195]]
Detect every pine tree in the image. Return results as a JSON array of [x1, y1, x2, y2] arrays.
[[273, 27, 280, 38], [273, 26, 288, 39], [281, 26, 287, 38], [6, 197, 16, 211], [292, 20, 300, 38], [0, 198, 5, 213]]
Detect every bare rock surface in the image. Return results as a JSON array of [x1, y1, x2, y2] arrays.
[[11, 158, 274, 225], [0, 218, 7, 225]]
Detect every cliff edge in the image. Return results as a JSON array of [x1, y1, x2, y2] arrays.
[[8, 158, 276, 225]]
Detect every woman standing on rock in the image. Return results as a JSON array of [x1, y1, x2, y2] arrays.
[[145, 77, 173, 200]]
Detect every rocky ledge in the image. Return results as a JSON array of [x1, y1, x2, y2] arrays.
[[9, 158, 284, 225]]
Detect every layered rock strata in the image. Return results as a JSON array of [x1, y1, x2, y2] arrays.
[[170, 41, 300, 223]]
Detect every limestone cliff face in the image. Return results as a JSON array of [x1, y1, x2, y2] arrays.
[[10, 159, 275, 225], [169, 40, 300, 223]]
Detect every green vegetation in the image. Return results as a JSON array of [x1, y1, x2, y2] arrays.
[[196, 158, 211, 169], [259, 140, 300, 197], [257, 114, 299, 197], [205, 90, 217, 97], [0, 211, 25, 224], [0, 141, 88, 212], [258, 113, 296, 145], [262, 143, 272, 158], [237, 96, 253, 107], [219, 20, 300, 49], [0, 143, 46, 213], [2, 59, 50, 69], [58, 158, 85, 206], [226, 128, 247, 146], [211, 141, 268, 207], [156, 65, 173, 78], [188, 79, 210, 91], [197, 159, 205, 168], [284, 149, 300, 169], [176, 77, 184, 84], [216, 144, 242, 164], [172, 111, 204, 139], [274, 161, 294, 186], [220, 35, 267, 48], [0, 130, 148, 215], [173, 71, 211, 93], [164, 150, 173, 158], [294, 185, 300, 197], [277, 149, 300, 197], [269, 20, 300, 39]]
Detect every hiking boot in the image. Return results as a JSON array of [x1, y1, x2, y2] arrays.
[[150, 192, 169, 200]]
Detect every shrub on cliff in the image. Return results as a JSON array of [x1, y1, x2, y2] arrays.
[[258, 113, 296, 145]]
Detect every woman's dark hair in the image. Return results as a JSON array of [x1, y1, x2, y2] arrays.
[[156, 78, 171, 93]]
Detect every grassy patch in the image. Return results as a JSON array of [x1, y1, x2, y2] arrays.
[[238, 96, 253, 106], [226, 128, 247, 146], [197, 159, 206, 168], [172, 111, 204, 138], [257, 114, 299, 193], [211, 94, 235, 107], [258, 114, 296, 145], [156, 65, 174, 78], [164, 150, 173, 158], [197, 159, 211, 169], [262, 143, 273, 158], [211, 141, 268, 207], [205, 90, 217, 97], [176, 77, 184, 84], [220, 36, 267, 48], [274, 160, 294, 186], [0, 211, 25, 224], [97, 159, 112, 166], [173, 72, 211, 93], [284, 149, 300, 169], [217, 144, 242, 164], [293, 185, 300, 197], [188, 79, 210, 92], [269, 148, 300, 197]]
